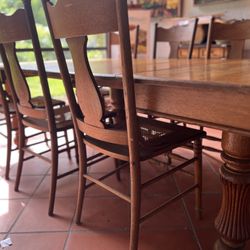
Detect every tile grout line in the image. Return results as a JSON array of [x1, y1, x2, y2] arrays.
[[63, 201, 77, 250], [205, 155, 222, 177], [172, 173, 203, 250], [160, 159, 203, 249], [3, 166, 51, 239]]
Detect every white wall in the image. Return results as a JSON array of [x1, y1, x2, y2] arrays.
[[183, 0, 250, 54], [183, 0, 250, 20]]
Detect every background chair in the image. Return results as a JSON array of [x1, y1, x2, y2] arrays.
[[43, 0, 205, 249], [153, 18, 198, 59], [206, 18, 250, 59], [0, 7, 82, 216], [203, 18, 250, 154], [107, 24, 140, 59], [151, 18, 198, 161], [106, 24, 140, 122]]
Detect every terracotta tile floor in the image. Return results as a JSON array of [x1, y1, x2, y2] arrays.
[[0, 127, 249, 250]]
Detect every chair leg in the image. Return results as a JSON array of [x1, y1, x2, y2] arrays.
[[44, 132, 50, 147], [75, 143, 87, 224], [165, 152, 172, 165], [194, 138, 203, 220], [64, 130, 71, 160], [5, 118, 12, 180], [14, 124, 25, 191], [129, 160, 141, 250], [73, 130, 79, 164], [114, 159, 121, 181], [48, 132, 59, 216]]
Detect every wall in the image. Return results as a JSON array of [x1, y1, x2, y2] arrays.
[[127, 0, 250, 57], [183, 0, 250, 20], [183, 0, 250, 54]]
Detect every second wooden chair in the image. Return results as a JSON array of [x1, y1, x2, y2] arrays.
[[203, 18, 250, 154], [207, 18, 250, 59], [107, 24, 140, 59], [43, 0, 205, 249], [0, 4, 107, 216], [153, 18, 198, 59]]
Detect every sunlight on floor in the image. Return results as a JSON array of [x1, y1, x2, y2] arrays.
[[0, 180, 9, 216]]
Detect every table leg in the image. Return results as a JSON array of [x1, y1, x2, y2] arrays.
[[214, 132, 250, 250]]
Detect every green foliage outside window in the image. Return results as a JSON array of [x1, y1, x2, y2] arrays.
[[0, 0, 107, 97], [0, 0, 107, 62]]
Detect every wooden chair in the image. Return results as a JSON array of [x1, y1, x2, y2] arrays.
[[206, 17, 250, 59], [203, 18, 250, 154], [42, 0, 205, 249], [0, 8, 74, 216], [0, 67, 64, 180], [0, 69, 17, 180], [152, 18, 198, 149], [0, 4, 108, 216], [153, 18, 198, 59], [107, 24, 140, 59]]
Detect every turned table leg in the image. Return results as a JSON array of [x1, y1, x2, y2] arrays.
[[214, 132, 250, 250]]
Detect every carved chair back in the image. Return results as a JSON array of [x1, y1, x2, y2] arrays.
[[0, 5, 56, 131], [107, 24, 140, 59], [42, 0, 139, 156], [206, 18, 250, 59], [153, 18, 198, 59]]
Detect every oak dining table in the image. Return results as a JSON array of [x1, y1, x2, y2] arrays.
[[2, 57, 250, 249]]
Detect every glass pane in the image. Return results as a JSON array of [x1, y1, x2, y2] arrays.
[[0, 1, 107, 62]]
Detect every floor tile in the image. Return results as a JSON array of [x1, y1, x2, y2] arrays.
[[8, 232, 67, 250], [84, 172, 131, 198], [204, 153, 222, 175], [71, 196, 189, 232], [9, 158, 50, 177], [66, 229, 199, 250], [47, 156, 78, 176], [11, 198, 75, 233], [87, 157, 118, 174], [0, 199, 27, 233], [71, 197, 130, 231], [0, 234, 5, 240], [0, 152, 18, 177], [141, 199, 190, 231], [0, 176, 44, 199], [198, 229, 250, 250], [196, 228, 220, 250], [0, 166, 6, 178], [34, 175, 78, 198], [174, 156, 222, 194], [85, 161, 178, 199], [139, 229, 199, 250], [184, 193, 222, 229], [65, 231, 129, 250]]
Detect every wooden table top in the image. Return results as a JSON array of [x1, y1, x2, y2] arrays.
[[3, 58, 250, 135], [20, 58, 250, 90]]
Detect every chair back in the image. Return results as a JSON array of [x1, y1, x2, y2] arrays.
[[0, 4, 56, 128], [42, 0, 140, 152], [107, 24, 140, 59], [206, 18, 250, 59], [153, 18, 198, 59]]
